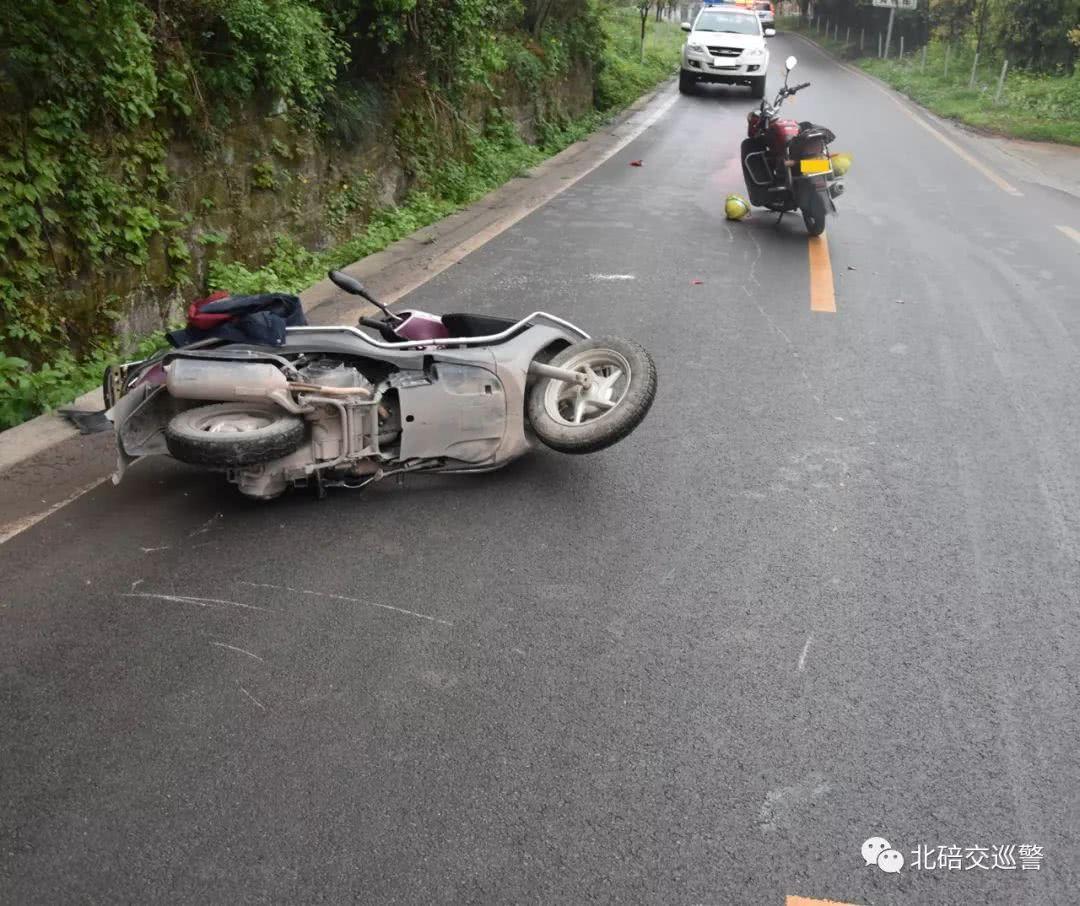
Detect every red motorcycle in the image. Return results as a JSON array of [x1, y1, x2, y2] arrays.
[[740, 55, 844, 236]]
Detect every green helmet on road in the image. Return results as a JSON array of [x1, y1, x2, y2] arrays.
[[725, 194, 751, 221]]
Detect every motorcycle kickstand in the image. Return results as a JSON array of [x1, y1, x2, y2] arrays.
[[313, 468, 327, 500], [774, 210, 786, 226]]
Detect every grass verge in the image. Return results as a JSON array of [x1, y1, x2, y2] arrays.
[[779, 16, 1080, 146]]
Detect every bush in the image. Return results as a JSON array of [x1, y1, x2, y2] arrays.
[[0, 0, 682, 429]]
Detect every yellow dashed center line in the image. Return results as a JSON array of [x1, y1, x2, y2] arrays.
[[808, 233, 836, 313]]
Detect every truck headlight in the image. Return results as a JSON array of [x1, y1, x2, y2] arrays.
[[686, 42, 707, 54]]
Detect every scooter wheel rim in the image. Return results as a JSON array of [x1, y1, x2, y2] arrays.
[[190, 408, 277, 434], [542, 349, 632, 428]]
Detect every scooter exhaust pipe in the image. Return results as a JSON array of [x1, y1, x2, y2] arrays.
[[165, 360, 372, 413], [166, 359, 289, 402]]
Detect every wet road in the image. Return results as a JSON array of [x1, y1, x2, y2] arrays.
[[3, 34, 1080, 905]]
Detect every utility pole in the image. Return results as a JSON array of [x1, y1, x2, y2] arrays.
[[883, 5, 896, 60]]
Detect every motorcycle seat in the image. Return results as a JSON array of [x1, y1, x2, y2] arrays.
[[789, 124, 836, 158], [795, 122, 836, 143]]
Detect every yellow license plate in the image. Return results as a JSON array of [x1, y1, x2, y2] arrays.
[[800, 158, 832, 175]]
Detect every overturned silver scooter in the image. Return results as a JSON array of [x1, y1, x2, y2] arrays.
[[106, 271, 657, 500]]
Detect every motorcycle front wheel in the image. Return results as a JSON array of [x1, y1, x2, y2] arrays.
[[802, 192, 827, 236], [527, 337, 657, 454]]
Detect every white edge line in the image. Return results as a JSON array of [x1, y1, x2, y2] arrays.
[[1056, 225, 1080, 245], [381, 90, 679, 305], [788, 32, 1022, 197], [0, 476, 110, 545]]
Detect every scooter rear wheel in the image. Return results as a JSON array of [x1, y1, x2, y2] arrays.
[[165, 402, 305, 467]]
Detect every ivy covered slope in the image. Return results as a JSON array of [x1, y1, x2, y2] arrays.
[[0, 0, 682, 429]]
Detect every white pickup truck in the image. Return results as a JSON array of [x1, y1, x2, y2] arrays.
[[679, 5, 776, 98]]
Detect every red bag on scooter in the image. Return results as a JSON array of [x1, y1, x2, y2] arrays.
[[185, 291, 233, 330]]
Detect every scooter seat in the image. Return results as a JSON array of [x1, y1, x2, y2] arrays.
[[441, 313, 518, 338]]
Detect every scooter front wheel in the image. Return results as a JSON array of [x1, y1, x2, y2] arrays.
[[526, 337, 657, 455]]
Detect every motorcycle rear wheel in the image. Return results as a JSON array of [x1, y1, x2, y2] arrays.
[[802, 192, 827, 236], [527, 338, 657, 455]]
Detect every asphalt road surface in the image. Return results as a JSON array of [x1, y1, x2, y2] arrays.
[[3, 34, 1080, 906]]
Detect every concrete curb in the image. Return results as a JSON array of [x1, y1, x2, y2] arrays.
[[0, 386, 105, 474], [0, 79, 676, 477]]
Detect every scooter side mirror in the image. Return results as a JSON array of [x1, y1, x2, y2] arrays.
[[681, 22, 692, 32], [785, 55, 798, 72], [328, 269, 402, 323], [329, 269, 372, 300]]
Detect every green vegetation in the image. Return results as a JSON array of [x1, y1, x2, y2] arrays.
[[779, 7, 1080, 146], [0, 332, 168, 430], [215, 7, 685, 295], [0, 2, 682, 428], [861, 49, 1080, 145]]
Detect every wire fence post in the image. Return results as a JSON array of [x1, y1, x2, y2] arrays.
[[944, 43, 950, 77], [899, 35, 904, 61], [995, 59, 1009, 103], [921, 44, 927, 72], [969, 51, 979, 88], [860, 28, 865, 53], [846, 26, 851, 46], [878, 32, 883, 59]]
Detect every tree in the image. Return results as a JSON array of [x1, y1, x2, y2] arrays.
[[638, 0, 651, 61], [973, 0, 991, 55], [996, 0, 1080, 71], [930, 0, 976, 44]]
